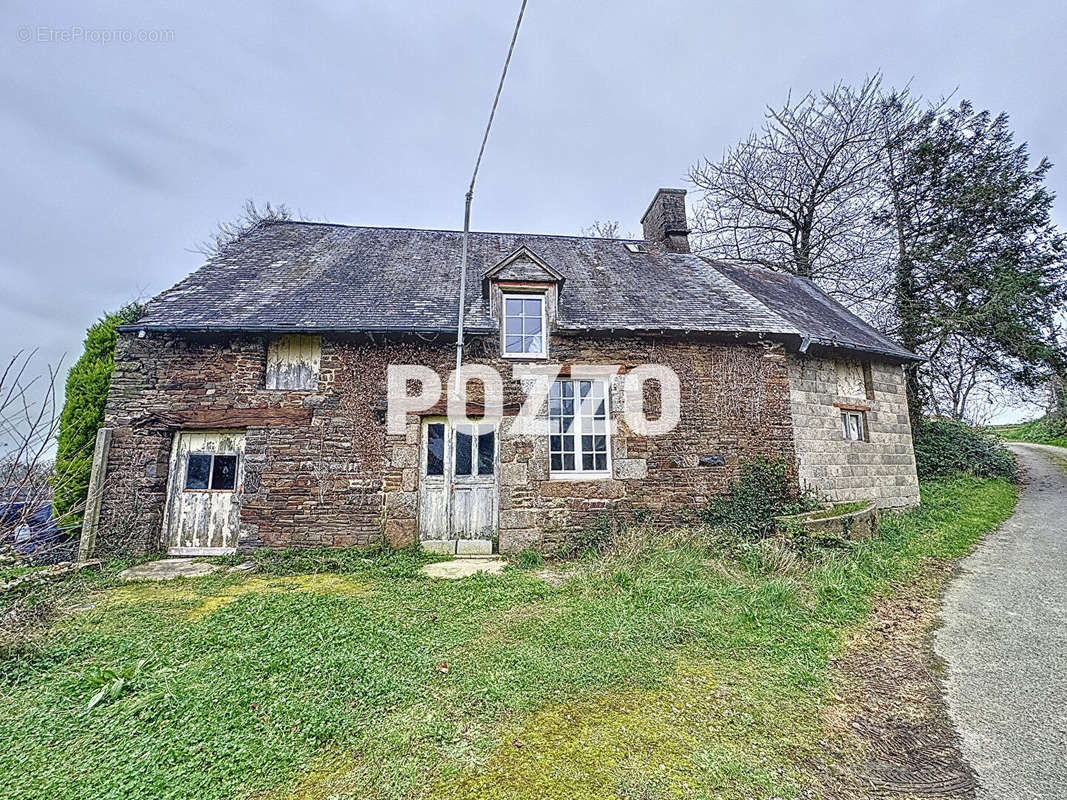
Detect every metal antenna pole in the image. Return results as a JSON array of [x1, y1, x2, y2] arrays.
[[454, 0, 529, 389]]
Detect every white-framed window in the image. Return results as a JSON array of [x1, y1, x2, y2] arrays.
[[549, 379, 610, 477], [501, 294, 547, 358], [841, 410, 867, 442]]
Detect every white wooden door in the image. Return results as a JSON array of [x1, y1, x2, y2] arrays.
[[418, 419, 498, 545], [162, 430, 246, 555], [450, 422, 498, 540], [419, 419, 450, 540]]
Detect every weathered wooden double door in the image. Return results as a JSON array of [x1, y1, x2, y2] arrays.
[[418, 418, 498, 545]]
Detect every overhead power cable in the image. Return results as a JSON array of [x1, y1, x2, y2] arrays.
[[454, 0, 530, 380]]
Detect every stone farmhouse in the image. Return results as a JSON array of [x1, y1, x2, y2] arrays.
[[86, 189, 921, 557]]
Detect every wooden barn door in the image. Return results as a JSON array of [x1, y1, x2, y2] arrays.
[[418, 419, 497, 550], [162, 430, 246, 555]]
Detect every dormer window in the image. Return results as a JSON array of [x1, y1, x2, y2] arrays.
[[502, 294, 547, 358]]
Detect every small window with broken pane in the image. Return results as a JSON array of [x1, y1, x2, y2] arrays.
[[184, 452, 239, 491], [841, 410, 867, 442]]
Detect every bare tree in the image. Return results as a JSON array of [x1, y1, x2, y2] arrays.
[[689, 75, 891, 305], [194, 199, 292, 258], [1, 351, 91, 563], [581, 220, 629, 239]]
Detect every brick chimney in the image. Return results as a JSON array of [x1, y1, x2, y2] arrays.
[[640, 188, 690, 254]]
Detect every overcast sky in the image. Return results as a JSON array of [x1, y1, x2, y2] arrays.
[[3, 0, 1065, 423]]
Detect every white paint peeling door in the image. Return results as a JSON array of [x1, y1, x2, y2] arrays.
[[418, 419, 498, 545], [162, 430, 246, 555], [419, 419, 450, 540], [450, 423, 498, 541]]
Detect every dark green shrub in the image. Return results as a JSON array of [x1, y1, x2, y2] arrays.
[[913, 419, 1017, 480], [52, 303, 144, 520], [701, 456, 818, 539]]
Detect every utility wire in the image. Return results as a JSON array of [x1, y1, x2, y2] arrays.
[[468, 0, 529, 196], [454, 0, 530, 380]]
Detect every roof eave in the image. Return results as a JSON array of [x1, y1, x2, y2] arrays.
[[118, 324, 496, 336]]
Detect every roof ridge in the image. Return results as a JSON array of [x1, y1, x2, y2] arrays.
[[265, 219, 645, 244]]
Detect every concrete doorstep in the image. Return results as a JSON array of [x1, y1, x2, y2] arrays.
[[420, 538, 495, 558], [420, 558, 507, 580]]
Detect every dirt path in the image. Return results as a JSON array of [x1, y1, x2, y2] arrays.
[[934, 443, 1067, 799]]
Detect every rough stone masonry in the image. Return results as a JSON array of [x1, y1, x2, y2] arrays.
[[95, 325, 917, 555]]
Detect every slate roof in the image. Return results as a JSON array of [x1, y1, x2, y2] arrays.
[[130, 221, 918, 362]]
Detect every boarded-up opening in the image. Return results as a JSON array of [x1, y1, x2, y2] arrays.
[[266, 335, 321, 390]]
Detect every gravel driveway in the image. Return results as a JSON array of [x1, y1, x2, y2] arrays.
[[934, 443, 1067, 799]]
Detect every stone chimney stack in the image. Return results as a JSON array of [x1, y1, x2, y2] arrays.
[[641, 188, 690, 254]]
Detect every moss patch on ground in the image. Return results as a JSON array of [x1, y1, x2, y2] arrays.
[[0, 477, 1015, 800]]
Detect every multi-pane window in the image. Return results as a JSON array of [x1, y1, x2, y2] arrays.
[[549, 379, 609, 475], [502, 295, 545, 356], [454, 424, 495, 476], [184, 452, 238, 491], [424, 422, 496, 477], [841, 410, 866, 442]]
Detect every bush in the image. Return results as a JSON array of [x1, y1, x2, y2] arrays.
[[52, 303, 144, 521], [913, 419, 1017, 480], [701, 456, 818, 539]]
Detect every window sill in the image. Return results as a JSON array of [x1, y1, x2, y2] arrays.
[[501, 353, 548, 361], [549, 471, 612, 482]]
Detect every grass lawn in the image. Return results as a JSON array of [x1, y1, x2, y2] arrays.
[[0, 477, 1015, 800], [990, 417, 1067, 449]]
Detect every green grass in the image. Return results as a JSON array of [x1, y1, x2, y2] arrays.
[[0, 477, 1015, 800], [990, 415, 1067, 448]]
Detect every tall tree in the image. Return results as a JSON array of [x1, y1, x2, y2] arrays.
[[689, 75, 890, 303], [52, 303, 144, 520], [581, 220, 626, 239], [693, 80, 1066, 425], [880, 101, 1067, 422]]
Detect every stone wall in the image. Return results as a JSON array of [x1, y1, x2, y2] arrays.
[[387, 336, 796, 553], [96, 331, 796, 554], [787, 354, 920, 509]]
